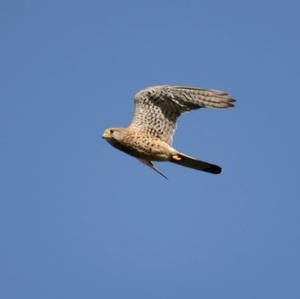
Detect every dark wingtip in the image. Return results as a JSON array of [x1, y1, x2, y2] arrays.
[[227, 98, 236, 107]]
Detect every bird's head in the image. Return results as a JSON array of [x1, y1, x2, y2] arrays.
[[102, 128, 125, 142]]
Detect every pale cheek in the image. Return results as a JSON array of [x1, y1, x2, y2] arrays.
[[113, 133, 123, 142]]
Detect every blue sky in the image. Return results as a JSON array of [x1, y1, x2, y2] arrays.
[[1, 0, 300, 298]]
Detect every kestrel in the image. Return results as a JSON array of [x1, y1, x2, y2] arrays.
[[103, 85, 235, 179]]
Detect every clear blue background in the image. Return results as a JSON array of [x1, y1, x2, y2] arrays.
[[1, 1, 300, 298]]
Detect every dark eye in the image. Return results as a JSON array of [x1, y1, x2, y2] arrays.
[[110, 129, 114, 134]]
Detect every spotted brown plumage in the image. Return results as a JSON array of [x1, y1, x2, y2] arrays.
[[102, 85, 235, 179]]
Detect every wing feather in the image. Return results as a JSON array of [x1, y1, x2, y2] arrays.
[[129, 85, 235, 145]]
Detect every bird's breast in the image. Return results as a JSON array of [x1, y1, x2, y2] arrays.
[[109, 134, 172, 161]]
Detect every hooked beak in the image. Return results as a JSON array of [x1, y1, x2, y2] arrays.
[[102, 130, 111, 139]]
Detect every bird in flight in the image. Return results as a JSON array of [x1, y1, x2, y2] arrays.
[[103, 85, 235, 179]]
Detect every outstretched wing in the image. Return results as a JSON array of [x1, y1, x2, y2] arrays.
[[129, 85, 235, 145]]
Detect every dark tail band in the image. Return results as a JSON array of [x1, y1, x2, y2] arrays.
[[170, 153, 222, 174]]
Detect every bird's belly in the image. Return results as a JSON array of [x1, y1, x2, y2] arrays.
[[125, 145, 169, 161], [109, 138, 170, 161]]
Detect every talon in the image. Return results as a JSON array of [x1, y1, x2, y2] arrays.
[[172, 154, 182, 161]]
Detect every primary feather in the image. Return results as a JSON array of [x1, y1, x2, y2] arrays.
[[130, 85, 235, 145]]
